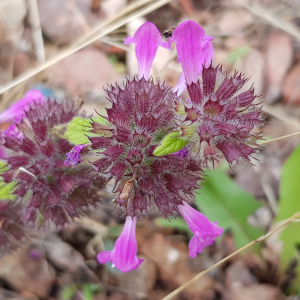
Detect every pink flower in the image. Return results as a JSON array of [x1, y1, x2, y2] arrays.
[[0, 90, 45, 124], [173, 35, 214, 96], [64, 144, 89, 166], [97, 216, 144, 272], [4, 124, 23, 140], [178, 201, 223, 257], [124, 22, 166, 80]]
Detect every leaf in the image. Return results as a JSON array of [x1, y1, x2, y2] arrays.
[[0, 161, 16, 200], [61, 285, 76, 300], [276, 144, 300, 292], [156, 217, 193, 238], [195, 169, 264, 249], [64, 116, 107, 145], [153, 131, 188, 156]]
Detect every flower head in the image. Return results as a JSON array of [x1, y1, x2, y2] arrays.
[[88, 76, 202, 219], [0, 99, 106, 228], [178, 201, 223, 257], [97, 216, 144, 272], [170, 21, 265, 169], [0, 90, 45, 124]]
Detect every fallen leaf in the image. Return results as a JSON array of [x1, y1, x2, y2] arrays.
[[265, 32, 293, 103], [282, 63, 300, 105]]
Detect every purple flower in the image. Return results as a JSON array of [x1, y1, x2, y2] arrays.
[[0, 90, 45, 124], [170, 20, 206, 85], [124, 22, 166, 80], [97, 216, 144, 272], [173, 35, 214, 96], [4, 125, 23, 140], [88, 76, 202, 218], [173, 146, 189, 158], [64, 144, 89, 166], [0, 99, 106, 229], [178, 201, 223, 257]]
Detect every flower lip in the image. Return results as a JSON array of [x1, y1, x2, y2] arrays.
[[171, 20, 206, 85], [0, 90, 45, 124], [178, 201, 223, 257], [124, 22, 162, 80], [97, 216, 144, 272]]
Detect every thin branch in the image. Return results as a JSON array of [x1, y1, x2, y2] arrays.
[[233, 0, 300, 41], [28, 0, 45, 62], [162, 211, 300, 300], [0, 0, 171, 95], [259, 131, 300, 145]]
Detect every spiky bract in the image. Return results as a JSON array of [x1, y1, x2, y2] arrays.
[[0, 100, 106, 228], [180, 64, 265, 169], [89, 77, 202, 219]]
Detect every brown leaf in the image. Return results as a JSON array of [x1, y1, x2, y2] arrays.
[[223, 284, 286, 300], [0, 244, 54, 298], [282, 63, 300, 105], [265, 33, 293, 103]]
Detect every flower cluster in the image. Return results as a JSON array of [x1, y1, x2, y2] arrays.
[[0, 97, 106, 247], [168, 21, 265, 169], [0, 20, 265, 273]]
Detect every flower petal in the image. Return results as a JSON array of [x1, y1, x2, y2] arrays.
[[97, 251, 112, 264], [172, 20, 205, 84], [0, 90, 45, 124], [125, 22, 162, 80]]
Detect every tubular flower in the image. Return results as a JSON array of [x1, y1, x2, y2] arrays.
[[178, 201, 223, 257], [97, 216, 144, 272], [0, 99, 106, 228], [0, 89, 45, 124], [171, 20, 265, 169]]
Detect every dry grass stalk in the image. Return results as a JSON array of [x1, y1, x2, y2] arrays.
[[0, 0, 172, 95]]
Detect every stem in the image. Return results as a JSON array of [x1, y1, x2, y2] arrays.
[[162, 211, 300, 300], [259, 131, 300, 145]]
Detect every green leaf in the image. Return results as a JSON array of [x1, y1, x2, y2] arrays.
[[156, 217, 193, 238], [83, 284, 94, 300], [0, 161, 16, 200], [195, 169, 264, 249], [276, 144, 300, 292], [61, 285, 76, 300], [0, 181, 17, 200], [153, 131, 188, 156], [64, 116, 107, 145]]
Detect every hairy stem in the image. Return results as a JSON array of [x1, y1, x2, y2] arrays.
[[162, 211, 300, 300]]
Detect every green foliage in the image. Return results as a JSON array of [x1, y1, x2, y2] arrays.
[[154, 131, 188, 156], [156, 217, 192, 238], [226, 46, 250, 65], [61, 285, 76, 300], [276, 144, 300, 292], [64, 116, 107, 145], [195, 169, 264, 249], [0, 161, 16, 200]]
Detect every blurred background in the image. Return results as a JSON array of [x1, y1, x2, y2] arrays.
[[1, 0, 300, 299]]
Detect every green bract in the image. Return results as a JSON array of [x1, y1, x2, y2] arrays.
[[153, 131, 188, 156], [64, 116, 107, 145]]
